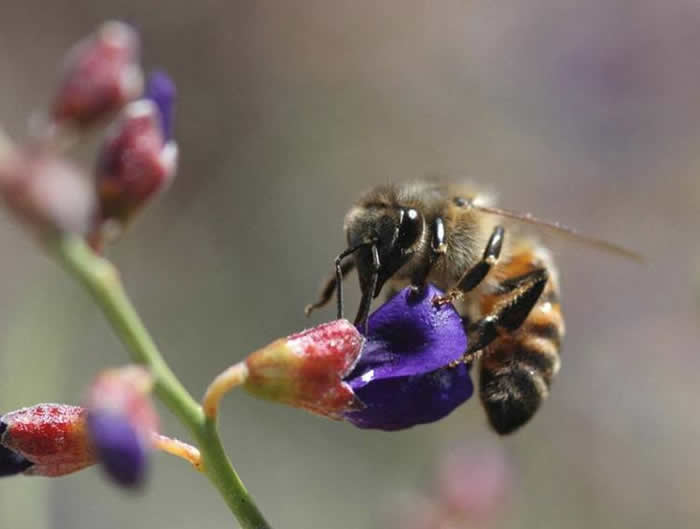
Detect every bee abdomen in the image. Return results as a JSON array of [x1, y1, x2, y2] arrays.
[[478, 286, 564, 434]]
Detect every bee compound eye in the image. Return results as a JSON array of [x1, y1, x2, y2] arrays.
[[397, 208, 422, 249]]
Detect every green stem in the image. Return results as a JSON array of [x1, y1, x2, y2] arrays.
[[50, 235, 270, 529]]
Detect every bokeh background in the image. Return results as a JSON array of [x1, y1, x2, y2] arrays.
[[1, 1, 699, 528]]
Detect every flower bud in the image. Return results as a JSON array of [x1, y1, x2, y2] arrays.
[[93, 71, 177, 235], [86, 366, 158, 487], [0, 404, 96, 477], [244, 319, 366, 418], [51, 21, 143, 127], [0, 148, 96, 236]]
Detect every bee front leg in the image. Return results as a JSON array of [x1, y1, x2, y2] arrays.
[[463, 267, 548, 359], [304, 256, 356, 317], [434, 225, 505, 306]]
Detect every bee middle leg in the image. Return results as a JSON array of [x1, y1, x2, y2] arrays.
[[463, 268, 549, 360], [434, 225, 505, 306]]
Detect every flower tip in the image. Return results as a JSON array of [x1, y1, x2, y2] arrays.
[[146, 70, 176, 140], [87, 411, 148, 488], [0, 444, 33, 477]]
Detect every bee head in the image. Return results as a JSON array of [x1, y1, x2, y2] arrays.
[[344, 204, 425, 300]]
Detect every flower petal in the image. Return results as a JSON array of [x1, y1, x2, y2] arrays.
[[344, 363, 473, 430], [87, 411, 148, 487], [346, 284, 467, 388], [146, 70, 176, 140]]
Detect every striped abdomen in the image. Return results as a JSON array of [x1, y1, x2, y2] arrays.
[[478, 245, 565, 434]]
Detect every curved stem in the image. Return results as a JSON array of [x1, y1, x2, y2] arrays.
[[203, 362, 249, 419], [50, 235, 271, 529], [151, 433, 202, 471]]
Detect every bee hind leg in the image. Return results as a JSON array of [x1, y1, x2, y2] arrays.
[[464, 267, 548, 358]]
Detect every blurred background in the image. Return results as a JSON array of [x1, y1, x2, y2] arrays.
[[1, 1, 699, 528]]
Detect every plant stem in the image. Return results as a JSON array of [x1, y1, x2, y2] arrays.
[[51, 234, 271, 529], [203, 362, 249, 418]]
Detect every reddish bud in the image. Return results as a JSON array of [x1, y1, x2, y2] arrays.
[[93, 80, 177, 237], [52, 21, 143, 127], [0, 404, 96, 477], [244, 319, 365, 418], [0, 148, 96, 236]]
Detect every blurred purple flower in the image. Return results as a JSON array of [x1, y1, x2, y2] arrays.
[[343, 284, 472, 430], [86, 366, 158, 488], [87, 411, 148, 487]]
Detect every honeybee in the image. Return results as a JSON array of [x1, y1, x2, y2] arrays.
[[305, 180, 640, 435]]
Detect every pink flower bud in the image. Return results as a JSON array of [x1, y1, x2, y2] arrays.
[[52, 21, 143, 127], [244, 319, 365, 418], [0, 148, 96, 236], [93, 73, 177, 236], [87, 366, 158, 440], [0, 404, 96, 477]]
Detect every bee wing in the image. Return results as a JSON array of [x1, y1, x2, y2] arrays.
[[471, 204, 644, 263]]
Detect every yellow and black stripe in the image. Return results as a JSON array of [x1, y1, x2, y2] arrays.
[[477, 246, 565, 434]]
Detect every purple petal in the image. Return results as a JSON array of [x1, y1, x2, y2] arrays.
[[145, 70, 176, 140], [87, 411, 148, 488], [346, 284, 467, 388], [344, 363, 473, 430]]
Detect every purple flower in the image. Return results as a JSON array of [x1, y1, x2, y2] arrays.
[[235, 285, 471, 430], [343, 284, 472, 430], [85, 366, 158, 488]]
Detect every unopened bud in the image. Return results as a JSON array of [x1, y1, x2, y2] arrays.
[[52, 21, 143, 127], [93, 72, 177, 236], [0, 148, 96, 236], [244, 319, 365, 418], [0, 404, 96, 477]]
